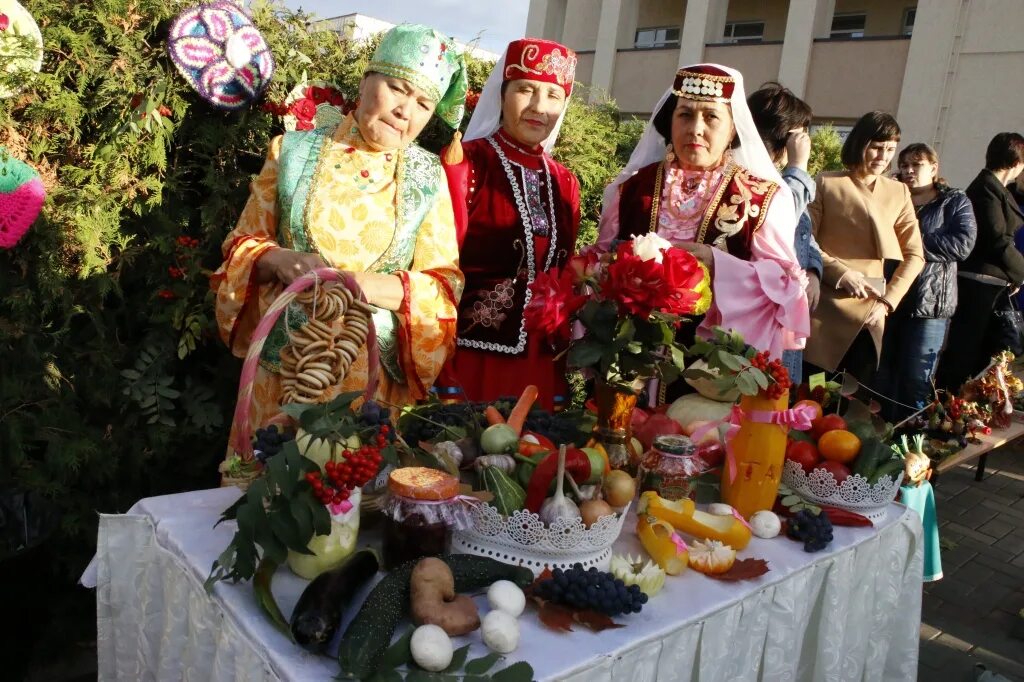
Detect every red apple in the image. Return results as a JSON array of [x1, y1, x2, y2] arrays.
[[785, 440, 820, 474], [815, 460, 851, 485], [811, 413, 847, 440]]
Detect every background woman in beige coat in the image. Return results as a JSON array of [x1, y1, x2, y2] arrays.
[[805, 111, 924, 386]]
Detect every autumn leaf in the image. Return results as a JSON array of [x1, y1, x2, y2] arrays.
[[704, 558, 770, 581]]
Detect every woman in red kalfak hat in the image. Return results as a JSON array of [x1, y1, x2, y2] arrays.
[[436, 38, 581, 410], [594, 64, 809, 402]]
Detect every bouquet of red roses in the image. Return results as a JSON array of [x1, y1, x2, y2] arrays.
[[524, 233, 712, 389]]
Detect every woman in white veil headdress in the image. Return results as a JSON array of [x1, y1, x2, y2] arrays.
[[594, 63, 809, 366], [435, 38, 581, 410]]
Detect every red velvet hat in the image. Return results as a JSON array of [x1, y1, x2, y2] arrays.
[[672, 65, 735, 103], [503, 38, 577, 95]]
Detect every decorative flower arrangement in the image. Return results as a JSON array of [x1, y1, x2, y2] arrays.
[[523, 234, 711, 390], [262, 80, 353, 131], [206, 392, 396, 586]]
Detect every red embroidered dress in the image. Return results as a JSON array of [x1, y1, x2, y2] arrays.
[[439, 129, 580, 409]]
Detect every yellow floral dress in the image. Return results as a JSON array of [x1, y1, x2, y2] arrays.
[[211, 114, 463, 465]]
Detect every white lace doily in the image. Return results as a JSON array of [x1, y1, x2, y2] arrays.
[[452, 503, 631, 575], [781, 460, 903, 522]]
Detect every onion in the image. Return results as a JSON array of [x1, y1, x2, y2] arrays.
[[602, 470, 636, 508], [580, 499, 614, 528], [480, 424, 519, 455]]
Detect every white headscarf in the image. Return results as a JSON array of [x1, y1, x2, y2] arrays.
[[601, 63, 791, 217], [462, 47, 572, 154]]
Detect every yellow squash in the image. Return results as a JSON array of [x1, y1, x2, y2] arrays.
[[637, 514, 689, 575], [637, 490, 752, 550]]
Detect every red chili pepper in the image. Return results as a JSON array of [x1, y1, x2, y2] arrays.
[[524, 448, 591, 513], [818, 504, 873, 527]]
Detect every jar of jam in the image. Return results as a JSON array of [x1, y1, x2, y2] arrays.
[[638, 435, 713, 501], [381, 467, 476, 570]]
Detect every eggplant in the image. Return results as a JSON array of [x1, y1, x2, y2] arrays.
[[289, 548, 380, 652]]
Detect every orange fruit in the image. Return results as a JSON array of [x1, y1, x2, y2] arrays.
[[794, 399, 823, 424], [817, 429, 861, 464]]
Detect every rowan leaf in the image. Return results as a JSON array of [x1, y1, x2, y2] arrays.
[[705, 557, 770, 581]]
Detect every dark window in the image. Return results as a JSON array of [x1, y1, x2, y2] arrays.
[[723, 20, 766, 43], [902, 8, 916, 36], [830, 12, 866, 38]]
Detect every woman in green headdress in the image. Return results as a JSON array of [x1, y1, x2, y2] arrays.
[[212, 24, 467, 465]]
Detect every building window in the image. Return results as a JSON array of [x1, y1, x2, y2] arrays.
[[723, 20, 765, 44], [634, 26, 681, 49], [902, 8, 916, 36], [830, 12, 866, 38]]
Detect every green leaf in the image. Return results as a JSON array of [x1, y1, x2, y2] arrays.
[[492, 662, 536, 682], [378, 627, 414, 671], [736, 372, 758, 396], [718, 352, 742, 371], [266, 449, 295, 497], [464, 653, 502, 675], [751, 369, 769, 390], [670, 345, 686, 369], [568, 340, 604, 369], [444, 644, 471, 673], [120, 369, 141, 380]]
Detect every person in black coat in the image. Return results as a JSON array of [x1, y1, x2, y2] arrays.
[[878, 144, 976, 419], [937, 132, 1024, 391]]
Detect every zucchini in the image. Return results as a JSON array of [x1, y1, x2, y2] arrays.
[[852, 438, 889, 479], [868, 457, 904, 484], [337, 554, 533, 679], [480, 465, 526, 515], [290, 549, 380, 652], [254, 557, 293, 641]]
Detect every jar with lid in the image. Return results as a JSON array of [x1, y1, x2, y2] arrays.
[[638, 435, 713, 501], [380, 467, 477, 570]]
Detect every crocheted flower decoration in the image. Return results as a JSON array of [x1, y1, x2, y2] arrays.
[[167, 1, 275, 110], [0, 147, 45, 249]]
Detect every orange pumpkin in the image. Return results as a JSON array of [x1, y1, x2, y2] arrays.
[[817, 430, 861, 464]]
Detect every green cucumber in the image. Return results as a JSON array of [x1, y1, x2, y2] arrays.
[[480, 465, 526, 516], [852, 438, 890, 479], [868, 457, 904, 484], [337, 554, 533, 679]]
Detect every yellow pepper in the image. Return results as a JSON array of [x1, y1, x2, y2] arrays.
[[637, 490, 752, 550], [637, 514, 689, 575]]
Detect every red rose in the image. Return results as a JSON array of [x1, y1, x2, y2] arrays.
[[565, 251, 600, 284], [309, 86, 334, 104], [524, 268, 585, 339], [603, 242, 668, 318], [660, 247, 706, 315], [295, 119, 315, 131], [327, 91, 347, 107], [289, 98, 317, 121]]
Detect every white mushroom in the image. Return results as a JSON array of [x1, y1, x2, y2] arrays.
[[481, 610, 520, 654], [410, 624, 453, 672], [750, 510, 782, 539], [486, 580, 526, 617]]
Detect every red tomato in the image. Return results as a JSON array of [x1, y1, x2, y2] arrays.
[[785, 440, 820, 474], [815, 461, 851, 485], [811, 413, 847, 440]]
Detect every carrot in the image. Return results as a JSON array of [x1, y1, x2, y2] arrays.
[[484, 405, 506, 426], [518, 440, 551, 457], [507, 385, 539, 436]]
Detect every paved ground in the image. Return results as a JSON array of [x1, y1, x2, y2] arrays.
[[920, 445, 1024, 681]]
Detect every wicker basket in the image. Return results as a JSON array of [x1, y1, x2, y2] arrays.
[[225, 268, 379, 491]]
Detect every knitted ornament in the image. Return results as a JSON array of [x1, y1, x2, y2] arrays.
[[0, 147, 45, 249], [282, 79, 350, 132], [0, 0, 44, 99], [167, 1, 274, 110]]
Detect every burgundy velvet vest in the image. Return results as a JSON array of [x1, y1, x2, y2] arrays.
[[453, 133, 579, 356], [616, 161, 780, 260]]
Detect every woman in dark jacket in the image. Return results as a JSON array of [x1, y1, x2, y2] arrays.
[[938, 132, 1024, 391], [878, 144, 976, 419]]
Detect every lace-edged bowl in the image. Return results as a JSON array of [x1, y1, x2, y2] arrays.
[[452, 502, 631, 576], [781, 460, 903, 522]]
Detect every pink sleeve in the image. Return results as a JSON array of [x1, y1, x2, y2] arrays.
[[589, 189, 621, 255], [698, 195, 810, 359]]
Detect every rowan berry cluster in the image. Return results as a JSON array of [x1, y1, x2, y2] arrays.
[[750, 350, 792, 399]]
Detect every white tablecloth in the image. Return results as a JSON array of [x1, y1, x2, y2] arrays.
[[82, 487, 923, 681]]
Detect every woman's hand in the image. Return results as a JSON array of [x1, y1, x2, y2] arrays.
[[676, 242, 715, 272], [256, 248, 327, 286], [805, 271, 821, 311], [864, 299, 888, 328], [838, 270, 881, 299]]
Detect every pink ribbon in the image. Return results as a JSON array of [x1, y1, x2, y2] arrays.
[[670, 531, 689, 555], [731, 507, 753, 532], [328, 500, 354, 515]]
